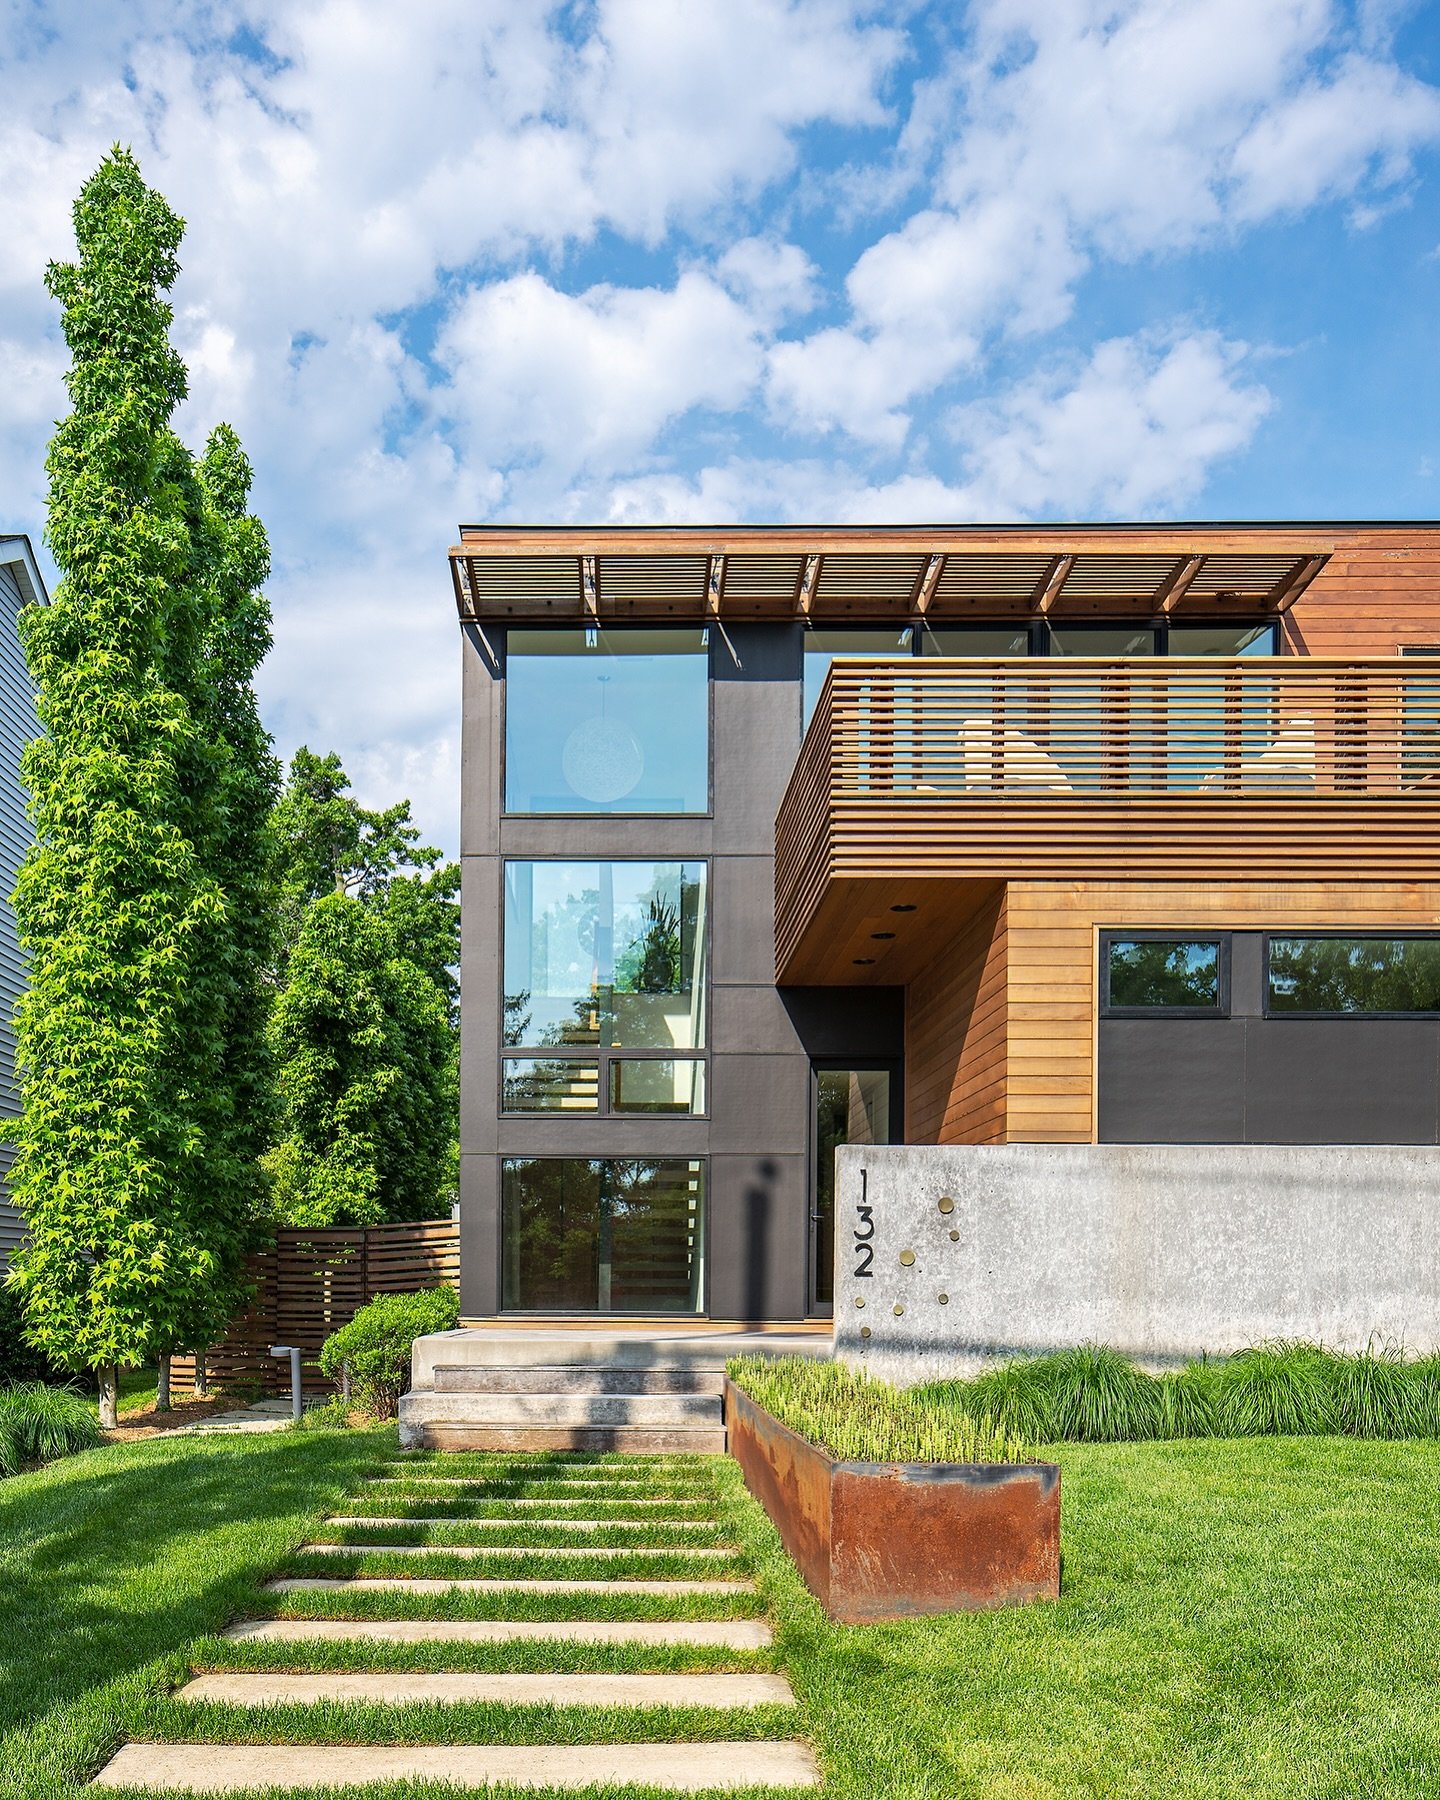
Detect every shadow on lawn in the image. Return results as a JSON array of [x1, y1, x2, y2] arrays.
[[0, 1430, 386, 1737]]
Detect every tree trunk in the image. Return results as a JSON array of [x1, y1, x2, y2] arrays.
[[155, 1353, 171, 1412], [98, 1364, 119, 1430], [193, 1351, 208, 1398]]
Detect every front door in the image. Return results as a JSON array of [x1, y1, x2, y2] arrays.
[[811, 1068, 893, 1312]]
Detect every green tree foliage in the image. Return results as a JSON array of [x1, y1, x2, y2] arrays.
[[7, 149, 275, 1420], [265, 750, 459, 1228]]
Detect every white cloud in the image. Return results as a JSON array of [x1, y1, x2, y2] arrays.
[[951, 329, 1273, 517], [438, 271, 765, 480], [770, 0, 1440, 449], [714, 237, 820, 327]]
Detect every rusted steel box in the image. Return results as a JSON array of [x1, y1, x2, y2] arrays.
[[725, 1379, 1060, 1622]]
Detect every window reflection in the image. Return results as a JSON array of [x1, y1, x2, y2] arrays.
[[501, 1158, 706, 1312], [503, 862, 707, 1051], [505, 628, 708, 813], [1267, 937, 1440, 1014], [803, 627, 912, 722]]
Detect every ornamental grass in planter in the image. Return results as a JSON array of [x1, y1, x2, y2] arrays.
[[726, 1355, 1059, 1623]]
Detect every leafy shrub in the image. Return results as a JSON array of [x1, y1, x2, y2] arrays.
[[0, 1381, 101, 1467], [728, 1354, 1027, 1464], [0, 1287, 60, 1385], [318, 1286, 459, 1419]]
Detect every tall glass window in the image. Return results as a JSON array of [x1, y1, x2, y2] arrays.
[[505, 628, 709, 813], [503, 862, 707, 1115], [501, 1158, 706, 1312], [803, 627, 912, 723]]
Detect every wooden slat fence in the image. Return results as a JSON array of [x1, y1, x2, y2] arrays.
[[171, 1219, 458, 1396]]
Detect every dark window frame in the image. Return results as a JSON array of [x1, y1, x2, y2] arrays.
[[1262, 930, 1440, 1020], [500, 856, 712, 1119], [498, 1153, 710, 1317], [501, 1048, 709, 1119], [1100, 929, 1232, 1018], [804, 615, 1278, 662], [500, 623, 716, 819]]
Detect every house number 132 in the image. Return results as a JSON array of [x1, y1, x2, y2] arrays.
[[853, 1168, 875, 1278]]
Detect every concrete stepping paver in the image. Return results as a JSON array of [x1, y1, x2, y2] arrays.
[[93, 1740, 821, 1791], [365, 1492, 715, 1508], [176, 1670, 796, 1708], [269, 1574, 756, 1595], [298, 1541, 733, 1559], [325, 1515, 720, 1531], [101, 1456, 814, 1796], [225, 1617, 774, 1647]]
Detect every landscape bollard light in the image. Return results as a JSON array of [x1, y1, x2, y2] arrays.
[[270, 1344, 303, 1423]]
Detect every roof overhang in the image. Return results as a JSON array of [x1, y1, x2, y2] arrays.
[[0, 534, 49, 607], [448, 524, 1336, 624]]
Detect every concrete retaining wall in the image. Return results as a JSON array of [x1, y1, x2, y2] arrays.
[[833, 1143, 1440, 1384]]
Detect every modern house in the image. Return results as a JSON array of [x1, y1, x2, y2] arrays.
[[0, 536, 44, 1272], [448, 522, 1440, 1333]]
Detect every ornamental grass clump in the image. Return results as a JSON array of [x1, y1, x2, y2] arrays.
[[728, 1354, 1028, 1464], [1215, 1341, 1341, 1436], [0, 1381, 101, 1469]]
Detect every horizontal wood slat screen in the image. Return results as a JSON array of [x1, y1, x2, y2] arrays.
[[170, 1219, 458, 1397], [777, 657, 1440, 979]]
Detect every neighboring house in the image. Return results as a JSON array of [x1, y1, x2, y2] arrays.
[[448, 522, 1440, 1325], [0, 536, 42, 1274]]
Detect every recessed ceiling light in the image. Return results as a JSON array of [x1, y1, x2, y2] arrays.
[[890, 903, 917, 913], [870, 931, 895, 940]]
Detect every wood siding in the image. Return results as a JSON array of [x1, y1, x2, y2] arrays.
[[776, 654, 1440, 982], [905, 889, 1008, 1144], [1287, 529, 1440, 655], [1001, 879, 1440, 1144]]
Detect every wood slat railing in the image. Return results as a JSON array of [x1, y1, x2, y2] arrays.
[[776, 657, 1440, 976]]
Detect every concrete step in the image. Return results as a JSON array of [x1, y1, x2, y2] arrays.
[[411, 1328, 828, 1386], [267, 1575, 755, 1596], [94, 1740, 821, 1791], [433, 1365, 724, 1395], [400, 1393, 722, 1427], [398, 1423, 728, 1454], [298, 1542, 735, 1560], [373, 1471, 712, 1487], [175, 1671, 795, 1708], [225, 1618, 774, 1648]]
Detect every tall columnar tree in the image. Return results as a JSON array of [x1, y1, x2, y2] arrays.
[[264, 750, 459, 1228], [8, 150, 274, 1424]]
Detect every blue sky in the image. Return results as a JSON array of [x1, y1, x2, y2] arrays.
[[1, 0, 1438, 849]]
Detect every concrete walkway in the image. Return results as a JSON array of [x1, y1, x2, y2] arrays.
[[164, 1398, 296, 1435], [91, 1450, 821, 1792]]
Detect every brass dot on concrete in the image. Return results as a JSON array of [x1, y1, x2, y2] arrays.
[[854, 1296, 865, 1308], [860, 1326, 872, 1339], [949, 1229, 960, 1242], [893, 1303, 905, 1316], [938, 1293, 949, 1305], [899, 1248, 916, 1267], [938, 1196, 955, 1215]]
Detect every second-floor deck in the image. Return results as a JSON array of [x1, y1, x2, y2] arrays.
[[776, 657, 1440, 980]]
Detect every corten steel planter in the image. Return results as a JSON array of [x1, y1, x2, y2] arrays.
[[725, 1379, 1060, 1622]]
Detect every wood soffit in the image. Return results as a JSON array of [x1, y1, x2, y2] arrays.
[[450, 526, 1349, 623]]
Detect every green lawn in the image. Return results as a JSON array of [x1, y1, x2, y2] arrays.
[[1, 1431, 1437, 1797]]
